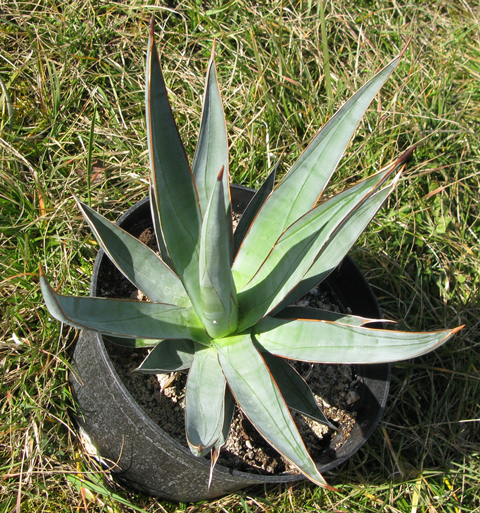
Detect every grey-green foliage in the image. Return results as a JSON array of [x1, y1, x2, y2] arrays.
[[39, 17, 462, 489]]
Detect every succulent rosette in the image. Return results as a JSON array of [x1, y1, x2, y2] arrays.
[[40, 18, 462, 489]]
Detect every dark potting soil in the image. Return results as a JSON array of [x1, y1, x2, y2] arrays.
[[97, 219, 361, 477]]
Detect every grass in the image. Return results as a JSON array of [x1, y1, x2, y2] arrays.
[[1, 0, 479, 511]]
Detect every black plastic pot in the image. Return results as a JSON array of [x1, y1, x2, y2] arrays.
[[70, 185, 390, 502]]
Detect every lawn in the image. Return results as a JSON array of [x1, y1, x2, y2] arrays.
[[1, 0, 479, 511]]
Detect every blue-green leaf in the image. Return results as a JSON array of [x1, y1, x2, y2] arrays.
[[75, 197, 189, 307], [215, 387, 235, 450], [233, 159, 279, 256], [199, 169, 238, 338], [262, 351, 334, 428], [254, 316, 463, 363], [185, 344, 226, 457], [40, 266, 209, 344], [146, 19, 203, 315], [236, 167, 395, 331], [279, 176, 398, 309], [274, 306, 390, 327], [233, 54, 402, 288], [193, 48, 230, 219], [215, 333, 332, 489], [103, 335, 161, 348], [135, 339, 196, 372], [209, 387, 235, 487], [149, 186, 173, 269]]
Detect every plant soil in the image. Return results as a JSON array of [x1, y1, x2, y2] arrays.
[[98, 222, 361, 477]]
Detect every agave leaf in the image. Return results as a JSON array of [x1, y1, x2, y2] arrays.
[[254, 316, 464, 364], [146, 19, 203, 315], [103, 335, 161, 348], [75, 197, 190, 307], [233, 53, 402, 287], [274, 306, 390, 327], [209, 387, 235, 489], [215, 387, 235, 450], [214, 333, 332, 489], [287, 152, 414, 306], [199, 169, 238, 338], [135, 339, 195, 372], [193, 47, 230, 220], [39, 266, 209, 344], [277, 175, 399, 310], [149, 186, 173, 269], [236, 167, 395, 331], [233, 159, 279, 256], [261, 351, 334, 428], [185, 344, 226, 457]]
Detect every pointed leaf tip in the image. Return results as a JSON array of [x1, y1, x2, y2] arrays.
[[210, 39, 216, 61], [150, 14, 155, 34], [325, 483, 339, 492], [398, 37, 412, 59], [217, 165, 225, 181], [395, 143, 418, 167]]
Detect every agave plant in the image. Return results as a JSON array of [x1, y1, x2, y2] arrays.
[[40, 19, 462, 489]]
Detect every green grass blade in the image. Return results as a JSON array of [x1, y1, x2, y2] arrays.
[[262, 351, 334, 427], [39, 266, 209, 343], [135, 339, 195, 372], [66, 474, 150, 513], [193, 48, 230, 220], [199, 169, 238, 338], [85, 104, 96, 207], [215, 333, 333, 489], [146, 17, 203, 314], [233, 53, 403, 287], [0, 74, 14, 131], [318, 0, 333, 115], [255, 316, 464, 363], [185, 344, 226, 457], [75, 197, 190, 307]]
